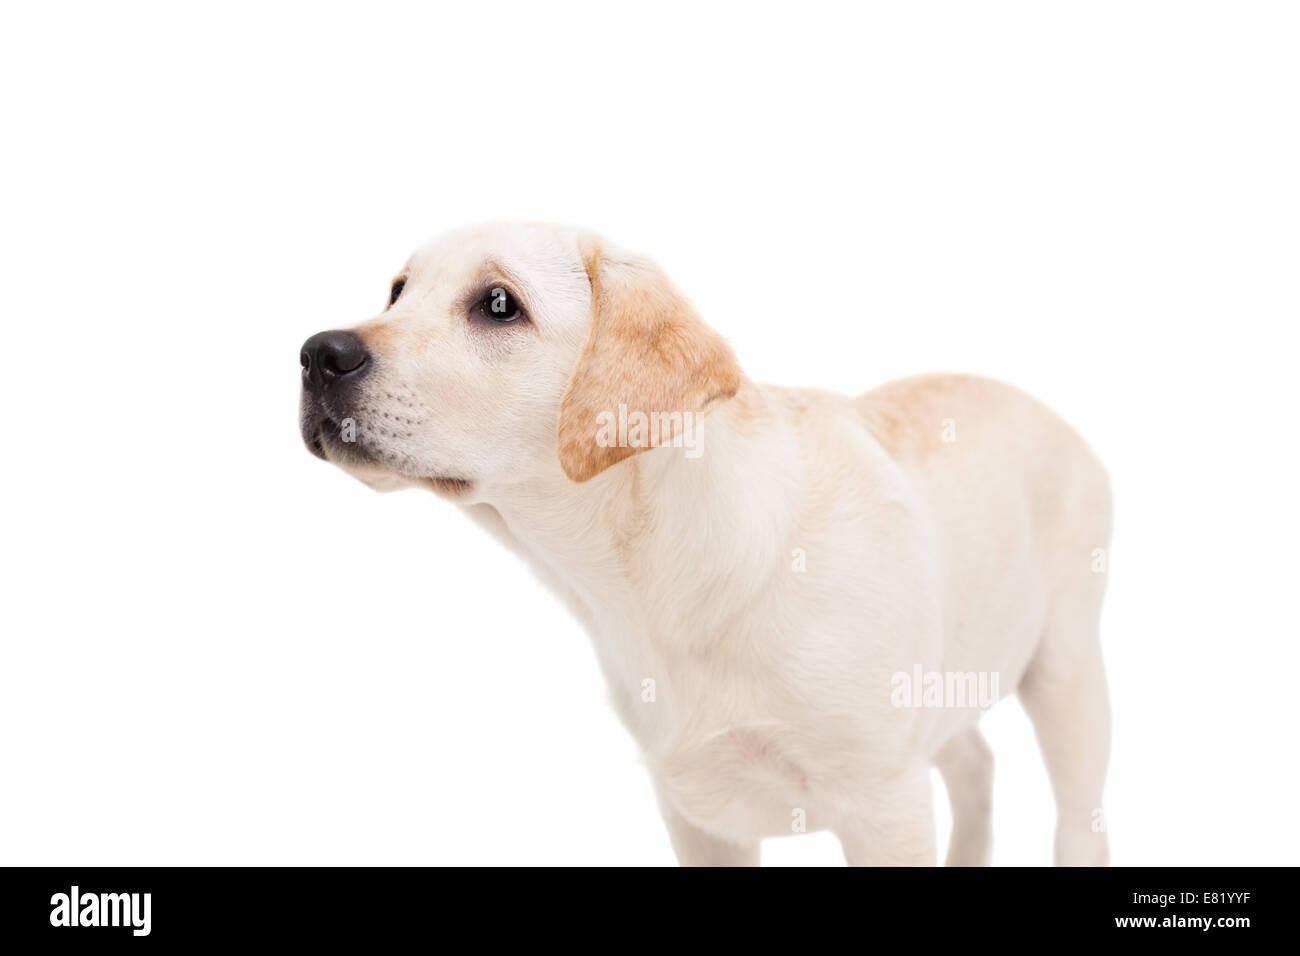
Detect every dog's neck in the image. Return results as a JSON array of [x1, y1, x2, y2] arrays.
[[465, 379, 802, 717]]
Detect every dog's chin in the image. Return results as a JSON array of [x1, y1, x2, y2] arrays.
[[301, 408, 474, 499]]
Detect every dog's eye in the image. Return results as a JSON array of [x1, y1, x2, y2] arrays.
[[388, 277, 406, 308], [480, 287, 522, 322]]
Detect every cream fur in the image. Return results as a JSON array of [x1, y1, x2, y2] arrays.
[[301, 222, 1114, 866]]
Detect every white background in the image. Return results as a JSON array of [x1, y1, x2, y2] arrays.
[[2, 2, 1297, 866]]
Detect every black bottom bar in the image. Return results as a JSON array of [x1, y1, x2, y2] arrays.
[[0, 865, 1284, 945]]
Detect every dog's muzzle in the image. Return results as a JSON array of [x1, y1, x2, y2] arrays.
[[299, 329, 372, 461]]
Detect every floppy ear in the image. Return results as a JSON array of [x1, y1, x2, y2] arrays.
[[557, 239, 742, 482]]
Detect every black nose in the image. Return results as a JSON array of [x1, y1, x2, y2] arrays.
[[300, 330, 370, 391]]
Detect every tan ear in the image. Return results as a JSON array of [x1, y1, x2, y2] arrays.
[[557, 239, 742, 482]]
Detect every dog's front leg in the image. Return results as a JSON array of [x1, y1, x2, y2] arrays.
[[655, 791, 759, 867], [836, 765, 938, 866]]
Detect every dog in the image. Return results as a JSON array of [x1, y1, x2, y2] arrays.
[[299, 222, 1113, 866]]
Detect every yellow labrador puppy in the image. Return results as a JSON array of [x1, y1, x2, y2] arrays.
[[299, 222, 1113, 866]]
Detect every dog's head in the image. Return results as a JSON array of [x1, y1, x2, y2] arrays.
[[299, 223, 741, 498]]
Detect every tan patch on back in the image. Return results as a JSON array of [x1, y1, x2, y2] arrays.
[[857, 373, 1000, 461]]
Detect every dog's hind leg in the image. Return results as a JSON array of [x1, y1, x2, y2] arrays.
[[934, 727, 994, 866], [1018, 606, 1111, 866]]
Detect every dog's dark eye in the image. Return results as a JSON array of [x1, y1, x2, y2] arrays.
[[480, 287, 522, 322], [388, 277, 406, 308]]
